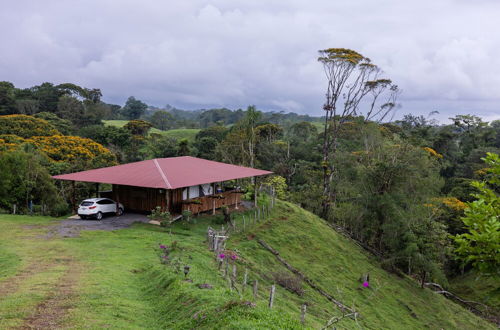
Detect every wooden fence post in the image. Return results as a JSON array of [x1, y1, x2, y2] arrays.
[[232, 264, 237, 286], [243, 216, 246, 231], [253, 280, 258, 299], [243, 268, 248, 292], [269, 285, 275, 308], [301, 303, 307, 325]]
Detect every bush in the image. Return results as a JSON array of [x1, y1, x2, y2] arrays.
[[273, 271, 304, 296], [0, 114, 60, 138], [50, 201, 70, 217], [149, 206, 172, 228], [212, 215, 225, 225]]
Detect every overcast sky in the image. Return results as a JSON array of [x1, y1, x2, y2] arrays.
[[1, 0, 499, 122]]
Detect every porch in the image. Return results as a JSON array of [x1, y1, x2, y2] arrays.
[[181, 189, 242, 214]]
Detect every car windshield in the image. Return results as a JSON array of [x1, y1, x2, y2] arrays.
[[80, 201, 94, 206]]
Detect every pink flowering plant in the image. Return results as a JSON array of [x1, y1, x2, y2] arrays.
[[217, 250, 240, 263], [157, 241, 178, 264]]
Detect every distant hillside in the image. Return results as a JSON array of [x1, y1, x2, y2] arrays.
[[145, 105, 323, 128], [102, 120, 200, 141]]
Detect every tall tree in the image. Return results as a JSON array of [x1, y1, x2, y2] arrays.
[[150, 110, 174, 130], [122, 96, 147, 119], [317, 48, 399, 218], [0, 81, 17, 115]]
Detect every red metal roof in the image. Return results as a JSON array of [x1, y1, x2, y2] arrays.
[[52, 156, 272, 189]]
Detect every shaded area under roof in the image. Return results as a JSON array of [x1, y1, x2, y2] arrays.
[[52, 156, 272, 189]]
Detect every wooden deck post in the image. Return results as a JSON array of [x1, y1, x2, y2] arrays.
[[166, 190, 170, 213], [212, 183, 216, 215], [71, 181, 76, 213], [115, 193, 120, 216], [254, 177, 258, 207], [95, 182, 99, 198]]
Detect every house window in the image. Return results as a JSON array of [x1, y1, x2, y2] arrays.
[[182, 184, 214, 200]]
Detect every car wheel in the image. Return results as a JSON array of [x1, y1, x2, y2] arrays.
[[117, 208, 124, 216], [96, 212, 103, 220]]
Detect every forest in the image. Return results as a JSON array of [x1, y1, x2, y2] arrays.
[[0, 49, 498, 322]]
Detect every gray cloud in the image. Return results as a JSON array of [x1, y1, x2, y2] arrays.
[[1, 0, 499, 122]]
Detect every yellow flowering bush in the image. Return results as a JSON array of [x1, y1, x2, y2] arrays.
[[425, 197, 466, 216], [434, 197, 466, 212], [0, 114, 60, 138], [422, 147, 443, 159], [0, 134, 116, 172], [27, 135, 116, 165], [0, 134, 25, 152]]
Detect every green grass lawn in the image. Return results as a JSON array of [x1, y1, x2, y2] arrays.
[[0, 202, 496, 329], [103, 120, 200, 141]]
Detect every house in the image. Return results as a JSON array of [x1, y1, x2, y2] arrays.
[[52, 156, 272, 214]]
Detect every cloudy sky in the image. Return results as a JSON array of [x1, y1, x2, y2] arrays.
[[1, 0, 499, 122]]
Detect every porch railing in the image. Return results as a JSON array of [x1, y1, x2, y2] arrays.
[[181, 190, 242, 214]]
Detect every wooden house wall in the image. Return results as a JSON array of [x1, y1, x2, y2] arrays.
[[169, 188, 183, 214], [112, 184, 167, 213], [111, 185, 241, 215]]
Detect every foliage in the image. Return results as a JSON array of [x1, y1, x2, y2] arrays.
[[317, 47, 400, 218], [194, 136, 218, 160], [26, 135, 117, 171], [0, 114, 60, 138], [454, 153, 500, 275], [57, 95, 85, 124], [124, 119, 153, 136], [177, 138, 190, 156], [34, 112, 73, 135], [195, 125, 228, 142], [122, 96, 147, 119], [0, 148, 66, 215], [149, 110, 174, 130], [148, 206, 172, 227], [145, 134, 178, 158], [262, 175, 288, 200]]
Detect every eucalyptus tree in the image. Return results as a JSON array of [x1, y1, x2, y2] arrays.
[[317, 48, 400, 217]]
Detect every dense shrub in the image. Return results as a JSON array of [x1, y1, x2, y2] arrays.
[[0, 114, 60, 138], [0, 149, 65, 215]]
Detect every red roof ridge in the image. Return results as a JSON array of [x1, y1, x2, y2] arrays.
[[153, 159, 172, 189]]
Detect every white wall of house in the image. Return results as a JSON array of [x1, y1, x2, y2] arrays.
[[182, 183, 213, 200]]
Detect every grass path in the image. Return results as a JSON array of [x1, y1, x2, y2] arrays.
[[0, 215, 164, 329], [19, 259, 82, 329]]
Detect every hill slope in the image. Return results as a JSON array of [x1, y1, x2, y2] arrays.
[[0, 202, 495, 329], [102, 120, 200, 141]]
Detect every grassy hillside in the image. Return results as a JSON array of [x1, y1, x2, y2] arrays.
[[0, 202, 495, 329], [102, 120, 200, 141]]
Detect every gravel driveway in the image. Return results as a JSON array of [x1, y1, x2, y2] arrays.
[[52, 213, 150, 238]]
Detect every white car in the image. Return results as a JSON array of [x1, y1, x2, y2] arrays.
[[78, 198, 124, 220]]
